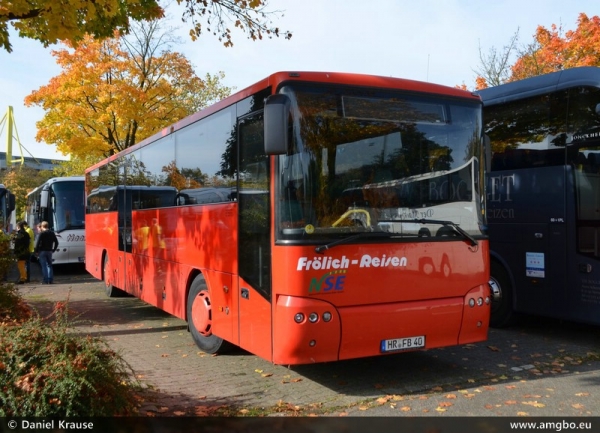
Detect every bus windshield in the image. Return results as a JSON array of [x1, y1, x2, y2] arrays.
[[276, 84, 484, 241], [50, 180, 86, 232]]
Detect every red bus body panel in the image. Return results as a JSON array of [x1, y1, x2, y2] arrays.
[[271, 242, 489, 364]]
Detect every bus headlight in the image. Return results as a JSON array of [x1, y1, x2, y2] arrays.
[[308, 312, 319, 323], [322, 312, 332, 322], [468, 298, 475, 308], [294, 313, 304, 323]]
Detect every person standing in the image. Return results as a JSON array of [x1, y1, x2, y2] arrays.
[[14, 221, 30, 284], [35, 221, 59, 284], [22, 221, 35, 282]]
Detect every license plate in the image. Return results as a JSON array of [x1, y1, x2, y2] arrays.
[[381, 335, 425, 352]]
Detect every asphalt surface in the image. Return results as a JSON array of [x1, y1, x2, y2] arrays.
[[13, 264, 600, 424]]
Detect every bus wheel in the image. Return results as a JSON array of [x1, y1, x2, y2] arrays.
[[103, 254, 122, 298], [187, 275, 230, 354], [489, 261, 514, 328]]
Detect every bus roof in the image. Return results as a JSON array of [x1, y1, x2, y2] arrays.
[[86, 71, 480, 174], [477, 66, 600, 106], [26, 176, 85, 197]]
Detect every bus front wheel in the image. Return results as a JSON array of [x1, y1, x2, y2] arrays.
[[489, 261, 514, 328], [187, 275, 230, 354]]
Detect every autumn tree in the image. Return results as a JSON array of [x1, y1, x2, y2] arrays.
[[25, 20, 232, 159], [473, 30, 520, 89], [0, 0, 291, 53], [0, 166, 53, 219], [52, 155, 104, 177], [472, 13, 600, 89], [511, 13, 600, 81]]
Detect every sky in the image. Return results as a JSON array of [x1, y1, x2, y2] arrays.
[[0, 0, 596, 161]]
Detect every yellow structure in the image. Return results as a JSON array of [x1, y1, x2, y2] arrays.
[[0, 106, 25, 166]]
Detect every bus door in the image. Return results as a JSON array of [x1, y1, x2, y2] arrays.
[[236, 111, 273, 360], [514, 167, 567, 318], [117, 178, 133, 292], [569, 152, 600, 324]]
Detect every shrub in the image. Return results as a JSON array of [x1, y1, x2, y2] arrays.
[[0, 231, 15, 280], [0, 303, 138, 417]]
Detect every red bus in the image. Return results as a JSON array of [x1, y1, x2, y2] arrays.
[[85, 71, 490, 365]]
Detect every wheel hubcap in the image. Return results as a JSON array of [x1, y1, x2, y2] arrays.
[[191, 291, 212, 336]]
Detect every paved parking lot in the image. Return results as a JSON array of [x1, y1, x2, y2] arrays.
[[16, 266, 600, 420]]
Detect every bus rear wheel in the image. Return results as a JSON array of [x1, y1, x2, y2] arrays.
[[103, 254, 123, 297], [187, 275, 230, 354], [489, 261, 514, 328]]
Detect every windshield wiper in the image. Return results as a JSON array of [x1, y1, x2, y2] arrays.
[[315, 231, 393, 254], [397, 218, 479, 247]]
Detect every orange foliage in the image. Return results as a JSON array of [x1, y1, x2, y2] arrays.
[[511, 13, 600, 81], [25, 31, 230, 160]]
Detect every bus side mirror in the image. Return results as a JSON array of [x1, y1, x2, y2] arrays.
[[40, 190, 49, 209], [264, 94, 291, 155]]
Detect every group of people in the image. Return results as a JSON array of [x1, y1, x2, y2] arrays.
[[13, 220, 59, 284]]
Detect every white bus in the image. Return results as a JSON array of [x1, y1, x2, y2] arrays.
[[26, 176, 85, 264]]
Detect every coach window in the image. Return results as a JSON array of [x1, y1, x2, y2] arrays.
[[141, 136, 175, 188], [568, 86, 600, 258], [176, 105, 236, 189], [486, 94, 554, 170]]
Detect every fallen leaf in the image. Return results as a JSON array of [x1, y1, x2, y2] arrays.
[[504, 400, 518, 405], [400, 406, 411, 412], [572, 403, 585, 409], [517, 411, 529, 416], [522, 401, 545, 408], [487, 345, 501, 351], [261, 373, 273, 377], [435, 407, 446, 412], [445, 394, 457, 399], [575, 393, 589, 397], [439, 402, 453, 407]]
